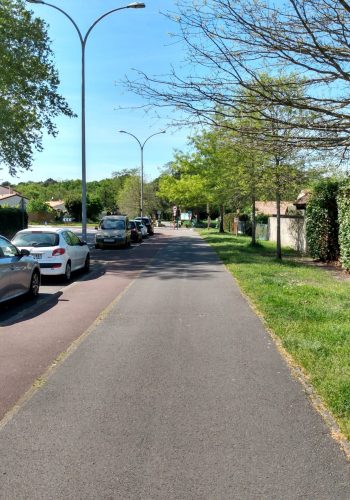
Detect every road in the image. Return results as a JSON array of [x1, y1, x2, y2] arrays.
[[0, 227, 349, 499]]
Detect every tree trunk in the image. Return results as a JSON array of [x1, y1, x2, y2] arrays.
[[219, 204, 224, 233], [251, 193, 256, 245], [276, 190, 282, 260]]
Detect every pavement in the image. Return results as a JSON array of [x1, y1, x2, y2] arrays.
[[0, 227, 349, 499]]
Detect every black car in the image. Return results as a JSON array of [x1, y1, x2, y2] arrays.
[[134, 216, 154, 236]]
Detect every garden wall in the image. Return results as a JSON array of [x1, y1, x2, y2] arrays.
[[268, 216, 307, 253]]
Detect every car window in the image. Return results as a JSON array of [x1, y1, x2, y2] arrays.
[[129, 221, 136, 229], [12, 232, 59, 247], [0, 237, 19, 258], [100, 219, 125, 230], [67, 231, 81, 245]]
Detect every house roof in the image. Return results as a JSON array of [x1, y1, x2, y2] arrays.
[[294, 190, 311, 208], [47, 200, 66, 210], [0, 193, 28, 201], [255, 201, 293, 216]]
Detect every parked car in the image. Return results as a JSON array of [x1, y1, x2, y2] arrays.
[[0, 234, 40, 304], [129, 220, 142, 243], [134, 216, 154, 236], [134, 219, 148, 238], [12, 228, 90, 282], [95, 215, 131, 249]]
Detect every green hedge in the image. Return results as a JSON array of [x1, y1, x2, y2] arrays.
[[338, 180, 350, 271], [0, 207, 28, 239], [305, 180, 339, 262]]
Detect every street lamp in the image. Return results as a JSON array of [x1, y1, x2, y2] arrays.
[[27, 0, 146, 241], [119, 130, 166, 216]]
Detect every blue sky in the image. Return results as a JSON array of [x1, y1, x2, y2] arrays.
[[15, 0, 192, 185]]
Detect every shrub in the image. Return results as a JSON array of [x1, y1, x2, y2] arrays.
[[0, 207, 28, 238], [338, 180, 350, 271], [306, 179, 339, 261]]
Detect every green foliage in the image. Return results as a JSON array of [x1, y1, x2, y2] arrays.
[[337, 180, 350, 271], [86, 197, 103, 222], [0, 0, 74, 175], [306, 179, 339, 261], [26, 198, 50, 213], [65, 195, 82, 222], [0, 206, 27, 238]]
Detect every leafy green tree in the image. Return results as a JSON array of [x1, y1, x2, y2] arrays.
[[26, 198, 50, 213], [86, 196, 103, 222], [117, 175, 141, 217], [65, 195, 82, 222], [0, 0, 74, 176]]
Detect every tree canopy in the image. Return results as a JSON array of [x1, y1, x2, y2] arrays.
[[0, 0, 74, 176]]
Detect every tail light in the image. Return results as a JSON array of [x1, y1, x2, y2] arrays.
[[52, 248, 66, 256]]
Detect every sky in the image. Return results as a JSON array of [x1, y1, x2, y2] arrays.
[[13, 0, 192, 185]]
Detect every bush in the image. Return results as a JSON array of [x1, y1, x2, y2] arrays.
[[338, 180, 350, 271], [0, 207, 28, 238], [306, 179, 339, 261]]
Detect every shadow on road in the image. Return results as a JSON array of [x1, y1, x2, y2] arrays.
[[0, 291, 64, 327]]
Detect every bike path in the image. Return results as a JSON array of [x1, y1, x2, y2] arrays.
[[0, 230, 349, 499]]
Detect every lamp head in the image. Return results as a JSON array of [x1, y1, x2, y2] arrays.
[[127, 2, 146, 8], [27, 0, 45, 3]]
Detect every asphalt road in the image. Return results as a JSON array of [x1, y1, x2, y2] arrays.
[[0, 228, 349, 499]]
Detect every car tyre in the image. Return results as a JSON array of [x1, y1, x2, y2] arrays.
[[64, 261, 72, 282], [84, 253, 90, 273], [28, 270, 40, 299]]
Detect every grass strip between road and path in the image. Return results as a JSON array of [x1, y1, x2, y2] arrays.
[[199, 229, 350, 441]]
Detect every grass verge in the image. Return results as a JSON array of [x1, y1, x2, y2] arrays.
[[200, 229, 350, 440]]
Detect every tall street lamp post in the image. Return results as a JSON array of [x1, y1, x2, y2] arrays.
[[27, 1, 146, 241], [119, 130, 166, 216]]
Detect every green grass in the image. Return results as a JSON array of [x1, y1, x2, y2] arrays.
[[200, 229, 350, 440]]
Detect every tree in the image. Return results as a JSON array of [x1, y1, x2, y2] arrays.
[[0, 0, 74, 176], [125, 0, 350, 159], [117, 175, 141, 217]]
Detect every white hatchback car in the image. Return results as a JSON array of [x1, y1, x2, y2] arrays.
[[12, 228, 90, 281]]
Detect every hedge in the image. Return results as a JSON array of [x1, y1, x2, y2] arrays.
[[305, 179, 339, 262], [338, 180, 350, 271], [0, 207, 28, 239]]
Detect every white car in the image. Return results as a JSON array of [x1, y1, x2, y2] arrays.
[[134, 220, 148, 238], [12, 227, 90, 281]]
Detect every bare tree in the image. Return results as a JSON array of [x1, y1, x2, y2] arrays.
[[125, 0, 350, 157]]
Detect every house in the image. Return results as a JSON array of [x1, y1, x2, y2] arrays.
[[0, 187, 28, 208], [255, 200, 294, 216], [47, 200, 66, 213], [293, 190, 311, 212]]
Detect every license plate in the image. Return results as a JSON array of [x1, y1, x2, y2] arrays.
[[103, 238, 115, 243], [31, 253, 42, 259]]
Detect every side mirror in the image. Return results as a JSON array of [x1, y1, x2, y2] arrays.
[[20, 248, 30, 256]]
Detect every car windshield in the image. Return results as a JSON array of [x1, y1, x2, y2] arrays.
[[12, 232, 59, 247], [100, 219, 125, 230]]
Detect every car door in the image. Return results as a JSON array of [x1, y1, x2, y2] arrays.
[[0, 236, 29, 301], [66, 231, 86, 270]]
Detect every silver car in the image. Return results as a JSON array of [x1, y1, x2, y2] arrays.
[[0, 234, 41, 304]]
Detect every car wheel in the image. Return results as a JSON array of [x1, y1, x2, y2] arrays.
[[64, 261, 72, 282], [84, 253, 90, 273], [95, 244, 100, 249], [28, 270, 40, 298]]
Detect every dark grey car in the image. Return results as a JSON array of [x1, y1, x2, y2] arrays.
[[0, 235, 41, 304]]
